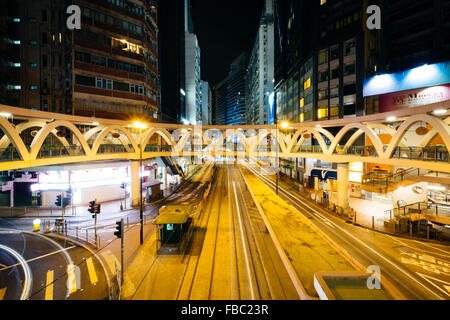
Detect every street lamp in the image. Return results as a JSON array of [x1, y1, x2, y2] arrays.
[[133, 121, 148, 245]]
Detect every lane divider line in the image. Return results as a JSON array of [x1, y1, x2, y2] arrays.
[[45, 270, 54, 300], [86, 257, 98, 285], [0, 287, 6, 300]]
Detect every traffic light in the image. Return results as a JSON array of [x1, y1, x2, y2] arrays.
[[94, 204, 101, 214], [114, 220, 122, 238], [88, 200, 96, 214], [62, 197, 70, 208], [55, 195, 62, 207]]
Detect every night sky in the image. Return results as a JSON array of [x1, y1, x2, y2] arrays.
[[190, 0, 265, 85]]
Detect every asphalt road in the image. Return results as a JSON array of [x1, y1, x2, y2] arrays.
[[241, 160, 450, 300], [0, 228, 109, 300], [177, 164, 299, 300]]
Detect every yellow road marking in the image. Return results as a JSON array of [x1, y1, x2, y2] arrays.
[[0, 287, 6, 300], [86, 257, 98, 285], [45, 270, 54, 300], [67, 264, 77, 294]]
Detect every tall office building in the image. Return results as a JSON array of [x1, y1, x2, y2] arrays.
[[380, 0, 450, 75], [246, 0, 275, 125], [216, 76, 229, 125], [274, 0, 450, 123], [158, 0, 185, 123], [200, 80, 211, 125], [0, 0, 159, 121], [274, 0, 378, 123], [226, 53, 249, 125], [183, 0, 202, 125]]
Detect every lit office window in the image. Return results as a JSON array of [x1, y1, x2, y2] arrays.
[[304, 78, 311, 90]]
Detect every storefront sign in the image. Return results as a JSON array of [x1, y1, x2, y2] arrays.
[[379, 84, 450, 113]]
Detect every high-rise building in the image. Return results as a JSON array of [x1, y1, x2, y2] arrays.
[[274, 0, 450, 123], [0, 0, 72, 113], [184, 32, 201, 125], [274, 0, 378, 123], [158, 0, 186, 123], [216, 76, 229, 125], [246, 0, 275, 125], [200, 80, 211, 125], [0, 0, 160, 121], [226, 52, 249, 126], [215, 53, 249, 126]]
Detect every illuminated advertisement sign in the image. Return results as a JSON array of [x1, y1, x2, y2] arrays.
[[268, 92, 275, 125], [379, 84, 450, 113], [363, 61, 450, 97]]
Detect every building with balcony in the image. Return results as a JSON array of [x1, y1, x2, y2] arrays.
[[0, 0, 159, 121]]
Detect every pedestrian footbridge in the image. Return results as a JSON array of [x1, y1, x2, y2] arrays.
[[1, 101, 450, 172]]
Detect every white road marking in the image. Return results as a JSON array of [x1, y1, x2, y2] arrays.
[[416, 273, 450, 297], [0, 244, 32, 300]]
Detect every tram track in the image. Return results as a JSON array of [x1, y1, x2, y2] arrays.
[[177, 164, 298, 300], [176, 165, 227, 299]]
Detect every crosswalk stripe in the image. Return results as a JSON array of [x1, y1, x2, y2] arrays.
[[67, 264, 77, 294], [0, 287, 6, 300], [86, 257, 98, 285], [45, 270, 54, 300]]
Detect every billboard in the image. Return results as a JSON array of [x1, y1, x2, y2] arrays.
[[268, 92, 275, 125], [363, 61, 450, 97]]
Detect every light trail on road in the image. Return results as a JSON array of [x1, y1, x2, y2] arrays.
[[241, 160, 447, 300]]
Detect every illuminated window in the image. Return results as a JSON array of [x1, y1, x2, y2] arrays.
[[320, 0, 326, 5], [330, 107, 339, 117], [304, 78, 311, 90], [300, 98, 305, 108], [318, 108, 328, 119]]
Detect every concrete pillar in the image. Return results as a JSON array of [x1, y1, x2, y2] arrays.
[[337, 163, 350, 211], [164, 166, 168, 190], [130, 161, 140, 207]]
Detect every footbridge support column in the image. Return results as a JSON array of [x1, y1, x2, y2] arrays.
[[337, 163, 350, 214], [131, 161, 141, 207]]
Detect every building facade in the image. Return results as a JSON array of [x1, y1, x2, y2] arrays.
[[200, 80, 211, 125], [158, 0, 185, 124], [0, 0, 160, 121], [246, 0, 275, 125], [184, 31, 201, 125]]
